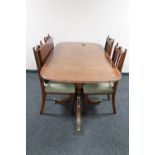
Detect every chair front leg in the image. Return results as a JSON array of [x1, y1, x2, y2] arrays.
[[40, 93, 47, 114], [112, 93, 116, 114]]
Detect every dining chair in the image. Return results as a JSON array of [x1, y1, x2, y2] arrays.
[[33, 44, 75, 114], [83, 44, 127, 114], [104, 35, 114, 57]]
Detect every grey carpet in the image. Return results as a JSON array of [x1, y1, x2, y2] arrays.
[[26, 72, 129, 155]]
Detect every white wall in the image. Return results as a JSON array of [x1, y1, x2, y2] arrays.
[[27, 0, 129, 72]]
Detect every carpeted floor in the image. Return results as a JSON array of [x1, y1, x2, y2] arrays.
[[26, 72, 129, 155]]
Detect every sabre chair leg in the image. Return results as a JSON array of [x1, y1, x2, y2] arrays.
[[112, 93, 116, 114], [40, 93, 47, 114]]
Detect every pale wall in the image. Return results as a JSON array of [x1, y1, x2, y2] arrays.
[[27, 0, 129, 72]]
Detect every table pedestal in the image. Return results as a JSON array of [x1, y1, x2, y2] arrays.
[[54, 84, 101, 133]]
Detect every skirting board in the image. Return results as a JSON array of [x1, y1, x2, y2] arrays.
[[26, 70, 129, 76]]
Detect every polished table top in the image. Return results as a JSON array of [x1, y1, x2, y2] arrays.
[[40, 42, 121, 83]]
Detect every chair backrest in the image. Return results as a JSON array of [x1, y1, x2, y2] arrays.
[[112, 43, 127, 95], [112, 43, 119, 66], [33, 45, 42, 71], [104, 36, 114, 57], [40, 33, 51, 45], [40, 40, 43, 45], [33, 45, 45, 93], [39, 36, 54, 66], [44, 34, 51, 43], [112, 43, 127, 72]]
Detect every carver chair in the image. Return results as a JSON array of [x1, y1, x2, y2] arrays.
[[33, 39, 75, 114], [104, 35, 114, 57], [83, 43, 127, 114]]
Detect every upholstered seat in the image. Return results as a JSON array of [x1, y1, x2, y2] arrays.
[[83, 82, 113, 94], [45, 81, 75, 93]]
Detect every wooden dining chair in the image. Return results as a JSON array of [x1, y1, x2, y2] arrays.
[[83, 44, 127, 114], [104, 35, 114, 57], [33, 43, 75, 114]]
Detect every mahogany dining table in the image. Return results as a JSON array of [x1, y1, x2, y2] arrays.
[[40, 42, 121, 133]]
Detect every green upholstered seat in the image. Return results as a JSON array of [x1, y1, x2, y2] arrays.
[[83, 82, 113, 94], [45, 81, 75, 93]]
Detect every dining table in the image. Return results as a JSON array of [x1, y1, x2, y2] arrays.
[[40, 42, 121, 133]]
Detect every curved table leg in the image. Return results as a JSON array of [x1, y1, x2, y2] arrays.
[[85, 94, 101, 105], [55, 94, 74, 104], [76, 96, 81, 133]]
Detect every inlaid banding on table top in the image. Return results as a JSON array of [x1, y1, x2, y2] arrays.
[[40, 42, 121, 83]]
